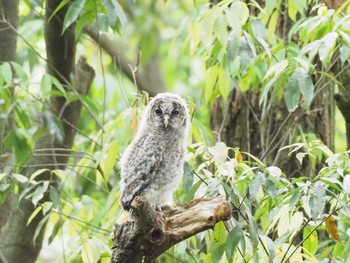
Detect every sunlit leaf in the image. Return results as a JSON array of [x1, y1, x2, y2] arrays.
[[40, 74, 52, 99], [248, 213, 259, 251], [29, 169, 49, 182], [27, 205, 43, 225], [50, 186, 60, 208], [33, 214, 49, 243], [249, 172, 265, 199], [32, 181, 49, 207], [343, 174, 350, 194], [63, 0, 87, 32], [182, 162, 194, 192], [101, 140, 118, 180], [12, 173, 28, 183], [214, 15, 228, 49], [1, 62, 12, 84], [218, 66, 231, 100], [319, 32, 338, 65], [205, 65, 219, 102], [265, 179, 277, 201], [227, 31, 239, 64], [285, 67, 314, 111], [303, 226, 318, 255], [226, 225, 242, 262], [42, 201, 53, 215], [309, 181, 326, 220], [82, 239, 104, 263]]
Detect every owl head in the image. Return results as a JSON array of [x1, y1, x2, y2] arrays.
[[146, 93, 189, 130]]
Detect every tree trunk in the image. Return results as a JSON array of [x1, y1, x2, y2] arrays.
[[210, 3, 335, 176], [0, 0, 19, 248], [0, 1, 95, 262]]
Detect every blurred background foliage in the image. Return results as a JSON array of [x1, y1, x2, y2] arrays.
[[1, 0, 350, 262]]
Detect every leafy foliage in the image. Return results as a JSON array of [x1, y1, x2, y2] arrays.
[[1, 0, 350, 262]]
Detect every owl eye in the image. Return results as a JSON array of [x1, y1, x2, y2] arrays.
[[155, 109, 163, 116], [172, 110, 179, 115]]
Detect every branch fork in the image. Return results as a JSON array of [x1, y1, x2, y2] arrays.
[[111, 196, 233, 263]]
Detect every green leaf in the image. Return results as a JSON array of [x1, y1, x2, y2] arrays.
[[96, 13, 109, 32], [183, 180, 202, 203], [51, 76, 67, 97], [12, 173, 28, 184], [0, 173, 8, 182], [285, 68, 314, 111], [309, 181, 326, 220], [33, 214, 49, 243], [261, 60, 288, 105], [319, 32, 338, 65], [42, 201, 53, 215], [82, 238, 105, 263], [5, 130, 32, 165], [303, 226, 318, 255], [15, 104, 31, 129], [182, 162, 194, 192], [211, 221, 227, 263], [63, 0, 87, 32], [289, 189, 301, 210], [265, 179, 277, 201], [263, 60, 289, 81], [50, 186, 61, 208], [248, 213, 259, 251], [32, 181, 49, 207], [103, 0, 127, 32], [214, 15, 228, 49], [250, 18, 267, 40], [30, 169, 49, 182], [101, 140, 119, 180], [40, 74, 52, 99], [10, 62, 28, 81], [49, 0, 69, 21], [227, 31, 240, 64], [218, 67, 230, 100], [226, 225, 242, 262], [249, 172, 265, 199], [205, 65, 218, 102], [343, 174, 350, 194], [2, 62, 12, 84], [27, 205, 43, 225]]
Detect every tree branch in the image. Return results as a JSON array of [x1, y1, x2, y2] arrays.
[[111, 196, 233, 263], [84, 25, 166, 96]]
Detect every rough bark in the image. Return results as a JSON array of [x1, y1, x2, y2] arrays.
[[111, 196, 233, 263], [0, 0, 18, 62], [0, 0, 18, 240], [85, 25, 166, 96], [210, 2, 335, 176], [334, 68, 350, 150]]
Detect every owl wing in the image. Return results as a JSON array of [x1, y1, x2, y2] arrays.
[[120, 173, 151, 210], [121, 146, 162, 210]]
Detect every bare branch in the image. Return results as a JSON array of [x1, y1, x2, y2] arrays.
[[84, 24, 166, 96], [111, 196, 233, 263]]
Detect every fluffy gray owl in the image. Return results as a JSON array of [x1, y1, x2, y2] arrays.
[[120, 93, 190, 211]]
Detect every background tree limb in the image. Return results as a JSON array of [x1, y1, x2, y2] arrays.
[[85, 25, 166, 96]]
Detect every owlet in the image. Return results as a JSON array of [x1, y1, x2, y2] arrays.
[[120, 93, 190, 211]]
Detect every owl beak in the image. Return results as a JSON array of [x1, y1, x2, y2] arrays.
[[164, 114, 170, 128]]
